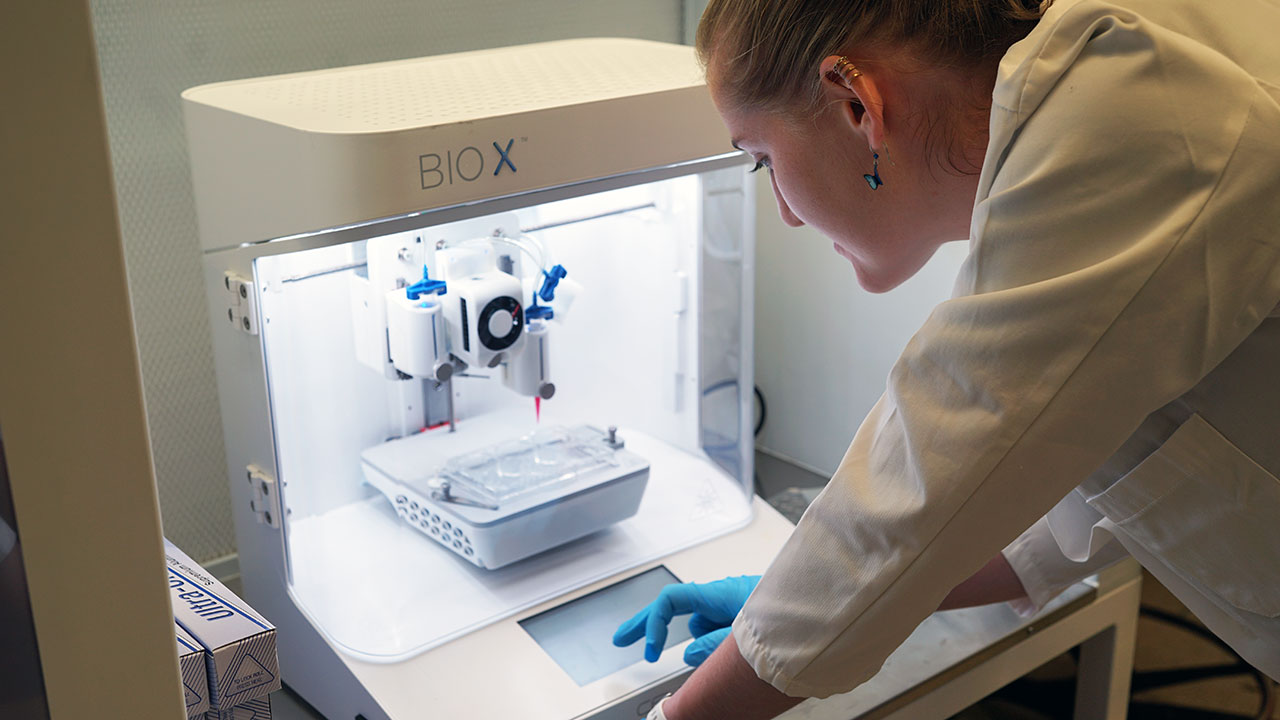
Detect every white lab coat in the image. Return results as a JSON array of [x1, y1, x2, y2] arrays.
[[733, 0, 1280, 698]]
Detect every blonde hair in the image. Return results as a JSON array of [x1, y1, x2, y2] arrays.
[[697, 0, 1047, 117]]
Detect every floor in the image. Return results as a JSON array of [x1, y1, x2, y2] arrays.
[[254, 452, 1276, 719], [1126, 576, 1276, 718]]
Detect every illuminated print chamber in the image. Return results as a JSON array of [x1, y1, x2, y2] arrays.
[[186, 38, 788, 720]]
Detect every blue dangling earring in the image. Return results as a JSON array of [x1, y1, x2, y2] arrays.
[[864, 152, 883, 190]]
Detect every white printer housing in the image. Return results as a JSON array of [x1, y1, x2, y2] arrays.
[[184, 38, 794, 720]]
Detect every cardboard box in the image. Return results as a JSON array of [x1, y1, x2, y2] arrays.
[[177, 623, 211, 718], [166, 539, 280, 710], [205, 696, 272, 720]]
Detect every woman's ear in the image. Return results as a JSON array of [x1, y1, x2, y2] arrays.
[[818, 54, 887, 152]]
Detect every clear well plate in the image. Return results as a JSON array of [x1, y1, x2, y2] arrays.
[[440, 425, 619, 508]]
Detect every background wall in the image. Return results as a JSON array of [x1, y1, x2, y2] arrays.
[[88, 0, 684, 562]]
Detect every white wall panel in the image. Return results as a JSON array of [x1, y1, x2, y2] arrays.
[[89, 0, 683, 561]]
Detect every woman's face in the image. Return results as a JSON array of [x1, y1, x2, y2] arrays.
[[708, 71, 980, 293]]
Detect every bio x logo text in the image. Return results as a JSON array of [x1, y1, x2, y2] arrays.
[[419, 139, 518, 190]]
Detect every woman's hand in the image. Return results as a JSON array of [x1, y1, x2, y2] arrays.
[[937, 552, 1028, 611], [613, 575, 761, 666]]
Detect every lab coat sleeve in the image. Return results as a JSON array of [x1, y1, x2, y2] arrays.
[[1002, 513, 1127, 616], [733, 3, 1280, 698]]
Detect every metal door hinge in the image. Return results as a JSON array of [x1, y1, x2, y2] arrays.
[[224, 272, 259, 335], [247, 465, 281, 528]]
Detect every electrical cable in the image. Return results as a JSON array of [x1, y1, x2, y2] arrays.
[[459, 234, 546, 277], [697, 381, 767, 438], [753, 385, 766, 437], [694, 381, 766, 456]]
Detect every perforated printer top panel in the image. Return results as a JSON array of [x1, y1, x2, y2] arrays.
[[184, 38, 703, 133]]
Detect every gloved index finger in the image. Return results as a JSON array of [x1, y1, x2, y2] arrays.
[[613, 583, 694, 648], [643, 584, 700, 662], [612, 603, 652, 647]]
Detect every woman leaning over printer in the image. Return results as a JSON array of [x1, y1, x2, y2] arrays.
[[613, 0, 1280, 718]]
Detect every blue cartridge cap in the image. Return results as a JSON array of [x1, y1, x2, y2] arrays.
[[537, 264, 568, 302], [526, 304, 554, 321], [406, 266, 447, 300]]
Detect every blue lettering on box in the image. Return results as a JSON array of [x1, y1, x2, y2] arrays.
[[169, 569, 235, 622]]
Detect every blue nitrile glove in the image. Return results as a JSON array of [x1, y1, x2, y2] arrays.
[[612, 575, 760, 666]]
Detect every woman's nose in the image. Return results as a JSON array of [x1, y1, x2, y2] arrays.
[[770, 173, 805, 228]]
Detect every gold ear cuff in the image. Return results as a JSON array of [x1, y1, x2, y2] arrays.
[[832, 56, 862, 84]]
